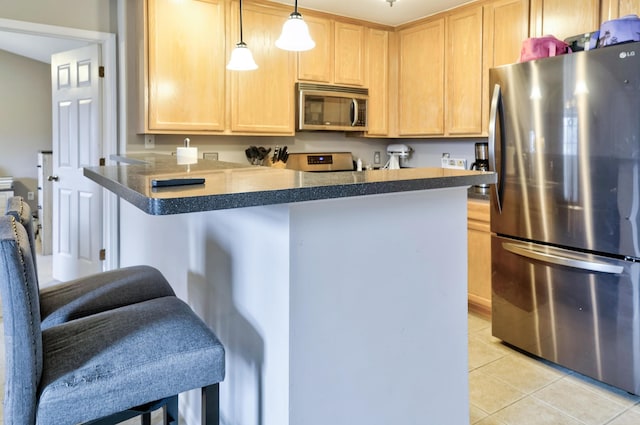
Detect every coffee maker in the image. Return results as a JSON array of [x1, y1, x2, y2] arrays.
[[470, 142, 489, 190]]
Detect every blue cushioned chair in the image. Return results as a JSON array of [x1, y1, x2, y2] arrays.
[[0, 215, 225, 425], [5, 196, 176, 329]]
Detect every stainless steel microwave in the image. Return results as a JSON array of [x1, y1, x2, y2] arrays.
[[296, 83, 368, 131]]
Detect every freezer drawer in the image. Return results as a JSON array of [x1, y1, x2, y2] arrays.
[[491, 235, 640, 394]]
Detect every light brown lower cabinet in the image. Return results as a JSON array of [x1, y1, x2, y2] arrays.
[[467, 198, 491, 317]]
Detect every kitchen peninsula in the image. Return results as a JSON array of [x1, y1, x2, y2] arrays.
[[84, 154, 495, 425]]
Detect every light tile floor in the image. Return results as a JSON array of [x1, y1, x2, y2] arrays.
[[2, 252, 640, 424], [468, 312, 640, 424]]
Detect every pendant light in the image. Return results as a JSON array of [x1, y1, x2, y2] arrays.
[[386, 0, 397, 6], [275, 0, 315, 52], [227, 0, 258, 71]]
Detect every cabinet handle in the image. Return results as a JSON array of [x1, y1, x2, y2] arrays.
[[502, 242, 624, 275], [351, 99, 358, 126]]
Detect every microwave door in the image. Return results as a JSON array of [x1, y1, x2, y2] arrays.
[[320, 96, 352, 127]]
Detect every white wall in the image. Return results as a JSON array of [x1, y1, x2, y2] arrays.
[[0, 0, 116, 33], [0, 50, 51, 210]]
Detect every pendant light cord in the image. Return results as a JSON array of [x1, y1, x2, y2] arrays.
[[239, 0, 244, 43], [291, 0, 301, 18]]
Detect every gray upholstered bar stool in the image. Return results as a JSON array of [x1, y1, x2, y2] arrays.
[[0, 215, 225, 425], [5, 196, 176, 329]]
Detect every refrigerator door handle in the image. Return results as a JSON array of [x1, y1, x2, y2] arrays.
[[488, 83, 504, 213], [503, 242, 624, 275]]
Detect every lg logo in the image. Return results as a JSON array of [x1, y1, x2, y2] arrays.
[[619, 51, 636, 58]]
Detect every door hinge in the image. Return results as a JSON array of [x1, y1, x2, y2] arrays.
[[99, 157, 106, 166], [99, 249, 106, 261], [99, 66, 105, 78]]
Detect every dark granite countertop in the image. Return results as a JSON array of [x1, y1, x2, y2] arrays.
[[83, 154, 496, 215]]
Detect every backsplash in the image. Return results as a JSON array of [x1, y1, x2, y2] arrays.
[[128, 132, 484, 170]]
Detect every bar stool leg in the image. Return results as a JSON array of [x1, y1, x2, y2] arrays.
[[164, 395, 179, 425], [141, 412, 151, 425], [202, 384, 220, 425]]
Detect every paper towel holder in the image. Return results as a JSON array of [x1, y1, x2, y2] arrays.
[[177, 137, 198, 165]]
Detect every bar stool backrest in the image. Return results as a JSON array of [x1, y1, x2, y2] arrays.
[[0, 215, 43, 424]]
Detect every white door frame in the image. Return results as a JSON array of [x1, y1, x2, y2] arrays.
[[0, 18, 119, 272]]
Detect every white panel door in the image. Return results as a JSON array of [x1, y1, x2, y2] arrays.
[[51, 44, 103, 281]]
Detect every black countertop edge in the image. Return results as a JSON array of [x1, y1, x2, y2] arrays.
[[144, 177, 489, 215]]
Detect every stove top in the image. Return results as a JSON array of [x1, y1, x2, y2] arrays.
[[285, 152, 354, 172]]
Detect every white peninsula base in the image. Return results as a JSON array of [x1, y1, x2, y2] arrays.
[[119, 187, 469, 425]]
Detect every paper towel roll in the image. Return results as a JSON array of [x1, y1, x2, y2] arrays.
[[176, 147, 198, 165]]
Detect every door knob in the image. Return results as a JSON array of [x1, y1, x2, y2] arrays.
[[47, 175, 59, 182]]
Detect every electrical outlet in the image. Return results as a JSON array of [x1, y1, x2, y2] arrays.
[[440, 158, 467, 169], [374, 151, 381, 165], [203, 152, 219, 161], [144, 134, 155, 149], [27, 192, 34, 201]]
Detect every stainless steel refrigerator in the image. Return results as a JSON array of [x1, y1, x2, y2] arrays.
[[489, 42, 640, 394]]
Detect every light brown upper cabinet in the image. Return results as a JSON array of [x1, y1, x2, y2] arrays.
[[334, 22, 366, 86], [530, 0, 601, 40], [228, 0, 296, 135], [602, 0, 640, 20], [446, 5, 484, 136], [396, 6, 484, 138], [397, 18, 445, 136], [483, 0, 530, 69], [298, 16, 366, 86], [297, 15, 334, 83], [143, 0, 295, 135], [145, 0, 226, 133], [366, 28, 390, 136], [482, 0, 530, 131]]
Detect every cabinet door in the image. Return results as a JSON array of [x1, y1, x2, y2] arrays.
[[602, 0, 640, 19], [146, 0, 225, 132], [229, 1, 296, 134], [398, 18, 445, 136], [297, 15, 333, 83], [530, 0, 600, 40], [467, 199, 491, 315], [482, 0, 529, 131], [366, 29, 389, 136], [619, 0, 640, 14], [446, 6, 484, 135], [334, 22, 366, 86]]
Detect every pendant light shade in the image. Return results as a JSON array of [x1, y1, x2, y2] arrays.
[[227, 42, 258, 71], [227, 0, 258, 71], [275, 1, 315, 52]]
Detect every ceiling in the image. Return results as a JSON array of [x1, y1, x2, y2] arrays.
[[273, 0, 473, 26], [0, 0, 471, 64]]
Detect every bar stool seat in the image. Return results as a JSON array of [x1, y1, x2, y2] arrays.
[[5, 196, 175, 329], [38, 296, 225, 424], [0, 215, 225, 425]]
